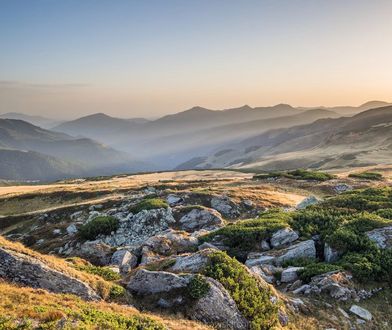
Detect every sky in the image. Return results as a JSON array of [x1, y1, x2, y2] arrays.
[[1, 0, 392, 119]]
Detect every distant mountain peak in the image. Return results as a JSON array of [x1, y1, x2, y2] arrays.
[[360, 100, 390, 109]]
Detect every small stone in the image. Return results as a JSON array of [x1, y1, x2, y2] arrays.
[[270, 228, 299, 248], [281, 267, 304, 283], [52, 229, 61, 235], [349, 305, 372, 321], [66, 224, 78, 235]]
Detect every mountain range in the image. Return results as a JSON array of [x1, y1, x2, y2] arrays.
[[0, 101, 391, 181]]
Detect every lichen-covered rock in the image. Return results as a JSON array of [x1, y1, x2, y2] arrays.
[[178, 207, 224, 232], [210, 196, 240, 218], [366, 226, 392, 249], [188, 277, 248, 330], [281, 267, 304, 283], [324, 243, 341, 262], [102, 208, 176, 247], [127, 269, 190, 294], [77, 240, 113, 265], [296, 196, 319, 209], [0, 247, 99, 300], [110, 249, 138, 273], [166, 194, 183, 206], [349, 305, 372, 321], [270, 228, 299, 248], [170, 250, 213, 273], [246, 240, 316, 267]]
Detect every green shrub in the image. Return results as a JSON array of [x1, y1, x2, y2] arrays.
[[76, 264, 121, 281], [253, 172, 284, 180], [253, 169, 334, 182], [109, 284, 127, 299], [349, 172, 383, 180], [130, 198, 168, 214], [79, 216, 119, 240], [376, 208, 392, 220], [200, 210, 290, 257], [298, 263, 342, 283], [340, 252, 382, 282], [204, 251, 278, 329], [187, 275, 210, 299]]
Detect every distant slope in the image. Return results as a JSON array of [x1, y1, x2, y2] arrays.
[[0, 149, 84, 181], [0, 119, 152, 181], [182, 106, 392, 170], [0, 112, 62, 128]]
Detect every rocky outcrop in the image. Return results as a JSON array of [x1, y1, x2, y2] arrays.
[[281, 267, 303, 283], [170, 249, 213, 273], [102, 208, 176, 247], [76, 240, 113, 266], [127, 269, 247, 330], [246, 240, 316, 267], [366, 226, 392, 249], [270, 228, 299, 248], [0, 247, 99, 300], [178, 207, 224, 232]]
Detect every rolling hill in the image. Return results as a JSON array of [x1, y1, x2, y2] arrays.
[[179, 106, 392, 170]]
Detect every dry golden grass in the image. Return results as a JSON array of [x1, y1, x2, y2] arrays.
[[0, 281, 211, 330], [0, 236, 114, 299]]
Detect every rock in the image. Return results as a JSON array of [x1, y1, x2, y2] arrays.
[[166, 194, 183, 206], [66, 224, 78, 235], [188, 277, 248, 330], [198, 242, 220, 251], [170, 250, 212, 273], [349, 305, 372, 321], [142, 229, 198, 255], [309, 271, 355, 301], [292, 284, 311, 295], [270, 228, 299, 248], [324, 243, 341, 262], [296, 196, 319, 209], [52, 229, 61, 235], [210, 196, 240, 218], [178, 207, 224, 232], [247, 240, 316, 267], [111, 249, 138, 273], [334, 184, 352, 194], [89, 204, 103, 211], [70, 211, 83, 220], [77, 240, 113, 265], [140, 247, 165, 266], [102, 208, 176, 247], [260, 239, 271, 251], [338, 307, 350, 319], [278, 309, 289, 326], [242, 199, 253, 207], [281, 267, 304, 283], [249, 265, 275, 284], [0, 247, 99, 300], [366, 226, 392, 249], [127, 269, 190, 294]]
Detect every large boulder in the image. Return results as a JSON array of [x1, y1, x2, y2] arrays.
[[210, 196, 240, 218], [246, 240, 316, 267], [366, 226, 392, 249], [102, 208, 176, 247], [170, 250, 214, 273], [188, 277, 248, 330], [76, 240, 113, 266], [270, 228, 299, 248], [281, 267, 304, 283], [296, 196, 319, 209], [0, 247, 99, 300], [178, 207, 224, 232], [110, 249, 138, 273], [127, 269, 190, 294]]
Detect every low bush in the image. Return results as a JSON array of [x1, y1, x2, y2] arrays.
[[79, 216, 119, 240], [200, 210, 290, 257], [349, 172, 383, 180], [298, 262, 342, 282], [253, 169, 335, 182], [204, 251, 278, 329], [187, 275, 210, 299], [130, 198, 168, 214]]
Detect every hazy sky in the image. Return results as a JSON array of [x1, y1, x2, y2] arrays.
[[1, 0, 392, 119]]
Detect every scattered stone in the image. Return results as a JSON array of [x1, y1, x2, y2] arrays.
[[198, 242, 220, 251], [70, 211, 83, 220], [281, 267, 304, 283], [210, 196, 240, 218], [66, 224, 78, 235], [338, 307, 350, 319], [349, 305, 372, 321], [111, 249, 138, 273], [334, 184, 352, 194], [278, 309, 289, 327], [270, 228, 299, 248], [260, 240, 271, 251], [52, 229, 61, 235], [170, 250, 212, 273], [77, 240, 113, 265]]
